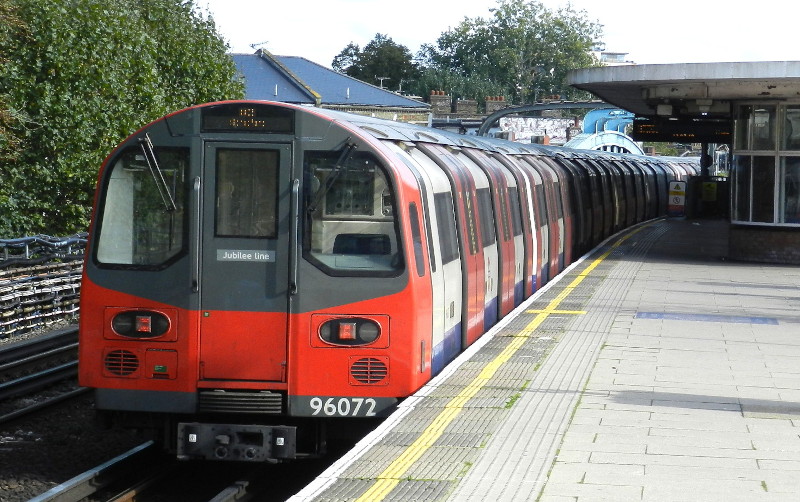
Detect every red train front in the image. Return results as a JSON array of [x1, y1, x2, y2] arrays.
[[79, 101, 433, 461], [79, 100, 694, 462]]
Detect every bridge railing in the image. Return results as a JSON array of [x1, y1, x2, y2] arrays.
[[0, 234, 87, 338]]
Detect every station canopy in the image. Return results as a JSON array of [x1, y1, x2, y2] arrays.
[[567, 61, 800, 143]]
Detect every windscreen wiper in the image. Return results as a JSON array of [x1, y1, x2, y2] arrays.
[[307, 140, 357, 214], [138, 133, 177, 212]]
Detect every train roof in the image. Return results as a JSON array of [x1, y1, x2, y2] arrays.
[[306, 105, 678, 163]]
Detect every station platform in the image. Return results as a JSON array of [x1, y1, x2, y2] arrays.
[[290, 218, 800, 502]]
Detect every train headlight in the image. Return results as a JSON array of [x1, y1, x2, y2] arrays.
[[319, 318, 381, 346], [112, 310, 170, 338]]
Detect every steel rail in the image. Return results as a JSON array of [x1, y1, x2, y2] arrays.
[[0, 386, 89, 424], [28, 441, 157, 502], [0, 361, 78, 400], [0, 326, 78, 368]]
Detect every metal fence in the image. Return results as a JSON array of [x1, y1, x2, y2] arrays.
[[0, 234, 87, 338]]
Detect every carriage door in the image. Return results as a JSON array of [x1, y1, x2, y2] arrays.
[[198, 142, 292, 382]]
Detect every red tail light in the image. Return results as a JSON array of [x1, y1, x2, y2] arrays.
[[338, 322, 357, 340], [318, 318, 381, 346], [136, 315, 152, 333]]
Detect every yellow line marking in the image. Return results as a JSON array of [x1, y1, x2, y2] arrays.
[[526, 309, 586, 315], [354, 223, 651, 502]]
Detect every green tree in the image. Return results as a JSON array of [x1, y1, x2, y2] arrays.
[[0, 0, 243, 238], [332, 34, 419, 92], [424, 0, 602, 104], [0, 0, 24, 165], [411, 66, 510, 107], [331, 42, 360, 74]]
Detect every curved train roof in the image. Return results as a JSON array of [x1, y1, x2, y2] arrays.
[[307, 105, 696, 167]]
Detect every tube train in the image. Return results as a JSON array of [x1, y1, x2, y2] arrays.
[[78, 100, 697, 462]]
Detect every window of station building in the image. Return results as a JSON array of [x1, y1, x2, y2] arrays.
[[732, 156, 751, 222], [753, 106, 776, 151], [303, 150, 403, 276], [732, 103, 800, 226], [782, 106, 800, 151], [731, 104, 800, 226], [735, 105, 777, 151], [751, 156, 776, 223], [781, 157, 800, 223], [733, 155, 776, 223]]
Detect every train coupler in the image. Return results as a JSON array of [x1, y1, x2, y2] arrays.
[[177, 422, 297, 462]]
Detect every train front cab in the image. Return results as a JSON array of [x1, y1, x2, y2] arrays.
[[79, 101, 438, 461]]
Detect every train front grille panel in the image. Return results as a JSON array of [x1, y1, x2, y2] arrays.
[[350, 357, 388, 385], [198, 389, 284, 414], [104, 350, 139, 376]]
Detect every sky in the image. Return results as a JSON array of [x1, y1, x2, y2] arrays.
[[200, 0, 798, 68]]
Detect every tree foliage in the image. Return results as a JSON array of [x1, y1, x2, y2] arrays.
[[424, 0, 602, 104], [331, 1, 603, 105], [0, 0, 244, 237], [0, 0, 24, 165], [411, 66, 509, 106], [332, 33, 419, 92]]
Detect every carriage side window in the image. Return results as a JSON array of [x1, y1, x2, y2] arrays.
[[434, 192, 460, 264], [476, 188, 496, 247], [215, 149, 278, 238], [303, 150, 402, 276], [508, 187, 523, 236], [409, 203, 425, 277], [96, 148, 187, 266]]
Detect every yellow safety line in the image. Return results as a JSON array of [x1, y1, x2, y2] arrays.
[[526, 309, 587, 315], [354, 224, 651, 502]]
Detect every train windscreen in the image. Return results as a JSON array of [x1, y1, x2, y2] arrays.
[[303, 150, 402, 276], [95, 148, 188, 266]]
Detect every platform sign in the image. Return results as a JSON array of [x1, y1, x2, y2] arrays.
[[667, 181, 686, 216], [702, 182, 717, 202]]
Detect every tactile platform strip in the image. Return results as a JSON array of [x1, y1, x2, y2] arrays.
[[405, 446, 483, 480], [383, 480, 453, 502]]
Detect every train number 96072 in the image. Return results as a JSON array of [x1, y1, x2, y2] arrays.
[[291, 395, 398, 417], [309, 397, 377, 417]]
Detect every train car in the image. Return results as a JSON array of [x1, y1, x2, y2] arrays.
[[78, 100, 696, 462]]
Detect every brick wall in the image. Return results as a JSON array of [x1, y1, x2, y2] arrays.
[[428, 92, 511, 118], [485, 96, 507, 114], [729, 225, 800, 264], [429, 91, 452, 115], [455, 99, 477, 115]]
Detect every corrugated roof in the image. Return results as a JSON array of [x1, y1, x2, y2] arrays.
[[231, 51, 428, 109]]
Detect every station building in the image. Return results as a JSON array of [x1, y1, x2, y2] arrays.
[[569, 61, 800, 264]]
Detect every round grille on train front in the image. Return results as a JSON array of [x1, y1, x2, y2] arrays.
[[104, 350, 139, 376], [350, 357, 388, 384]]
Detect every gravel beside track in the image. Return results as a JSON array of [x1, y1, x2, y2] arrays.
[[0, 393, 143, 501]]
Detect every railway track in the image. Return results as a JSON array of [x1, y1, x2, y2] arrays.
[[28, 440, 293, 502], [29, 441, 168, 502], [0, 325, 78, 379], [0, 325, 86, 423]]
